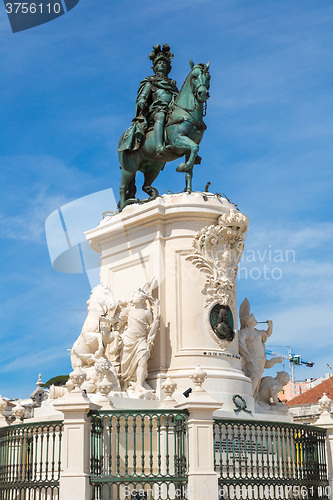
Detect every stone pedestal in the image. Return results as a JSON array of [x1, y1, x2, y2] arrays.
[[177, 389, 220, 500], [54, 391, 101, 500], [86, 193, 253, 409], [313, 410, 333, 493]]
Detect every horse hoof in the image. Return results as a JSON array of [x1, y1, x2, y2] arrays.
[[176, 163, 187, 173]]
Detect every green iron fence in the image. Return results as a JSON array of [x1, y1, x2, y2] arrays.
[[90, 409, 188, 500], [0, 420, 63, 500], [214, 418, 329, 500]]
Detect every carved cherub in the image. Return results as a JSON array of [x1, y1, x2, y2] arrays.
[[258, 371, 290, 407]]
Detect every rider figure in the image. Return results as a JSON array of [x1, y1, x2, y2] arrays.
[[135, 43, 179, 156]]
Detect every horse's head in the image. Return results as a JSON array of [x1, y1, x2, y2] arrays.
[[88, 283, 115, 311], [189, 59, 211, 103]]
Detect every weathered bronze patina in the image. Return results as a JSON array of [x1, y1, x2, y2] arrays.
[[118, 44, 211, 210], [210, 304, 235, 342]]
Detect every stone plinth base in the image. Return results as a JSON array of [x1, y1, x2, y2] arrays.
[[86, 192, 253, 407]]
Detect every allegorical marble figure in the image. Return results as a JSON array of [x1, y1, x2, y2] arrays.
[[238, 298, 282, 398]]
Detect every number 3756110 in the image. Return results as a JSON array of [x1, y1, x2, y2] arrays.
[[5, 3, 62, 14]]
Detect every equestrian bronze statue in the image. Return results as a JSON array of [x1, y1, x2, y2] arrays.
[[118, 44, 211, 210]]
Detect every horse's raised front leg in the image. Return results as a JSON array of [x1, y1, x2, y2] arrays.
[[173, 136, 199, 173]]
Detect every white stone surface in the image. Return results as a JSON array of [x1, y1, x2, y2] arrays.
[[27, 399, 64, 422], [86, 192, 253, 409], [176, 380, 220, 500], [313, 406, 333, 493], [318, 392, 333, 415], [0, 395, 7, 413], [67, 278, 160, 398], [0, 414, 7, 427], [69, 283, 120, 394], [12, 401, 25, 422], [161, 376, 177, 402], [114, 284, 160, 394], [257, 371, 290, 410]]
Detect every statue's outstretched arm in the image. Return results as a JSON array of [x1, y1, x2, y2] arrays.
[[266, 320, 273, 337], [265, 356, 282, 369], [259, 320, 273, 343]]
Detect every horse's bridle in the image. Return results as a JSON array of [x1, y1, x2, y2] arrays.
[[174, 82, 210, 117]]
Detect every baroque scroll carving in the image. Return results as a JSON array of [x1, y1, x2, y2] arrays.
[[185, 209, 249, 309]]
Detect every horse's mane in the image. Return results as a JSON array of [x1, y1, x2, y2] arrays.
[[174, 64, 207, 104]]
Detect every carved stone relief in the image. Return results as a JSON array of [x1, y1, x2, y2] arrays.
[[209, 303, 235, 345], [185, 209, 249, 310], [257, 371, 290, 411], [66, 280, 160, 399], [185, 209, 248, 348]]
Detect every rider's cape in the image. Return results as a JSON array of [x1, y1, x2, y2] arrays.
[[117, 116, 147, 153]]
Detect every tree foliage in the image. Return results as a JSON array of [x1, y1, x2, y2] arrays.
[[43, 375, 69, 388]]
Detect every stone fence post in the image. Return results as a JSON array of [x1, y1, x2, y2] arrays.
[[54, 389, 101, 500], [312, 394, 333, 495], [176, 366, 221, 500]]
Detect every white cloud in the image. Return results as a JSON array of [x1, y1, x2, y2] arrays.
[[0, 348, 65, 373], [0, 193, 67, 243], [271, 302, 333, 344], [237, 220, 333, 372], [245, 222, 333, 253], [0, 154, 97, 243]]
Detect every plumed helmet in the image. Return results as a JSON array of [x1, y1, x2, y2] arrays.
[[148, 43, 174, 74]]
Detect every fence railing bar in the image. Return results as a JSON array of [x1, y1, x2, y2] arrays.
[[0, 420, 63, 499], [213, 418, 329, 499], [89, 410, 188, 499]]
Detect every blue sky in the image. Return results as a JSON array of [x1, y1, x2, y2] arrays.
[[0, 0, 332, 398]]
